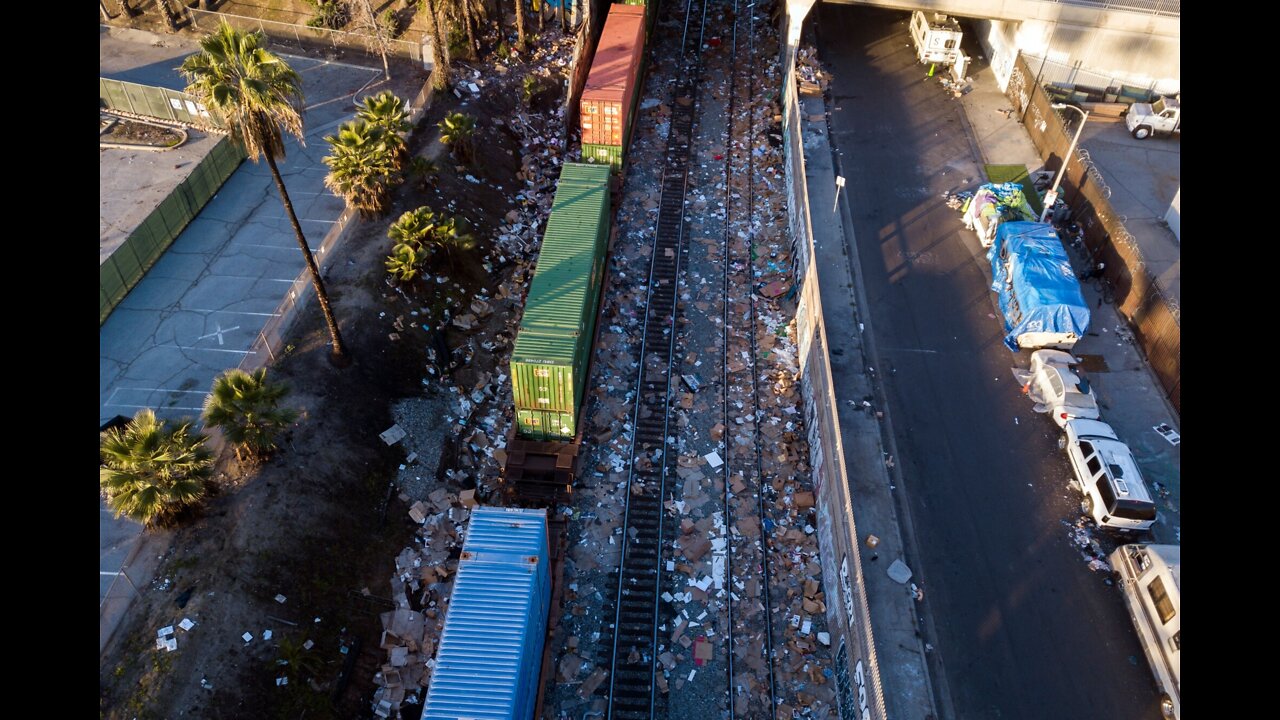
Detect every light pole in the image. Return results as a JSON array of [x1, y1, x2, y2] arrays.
[[1040, 102, 1089, 222]]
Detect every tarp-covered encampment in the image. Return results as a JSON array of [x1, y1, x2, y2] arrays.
[[963, 182, 1037, 246], [987, 221, 1090, 351]]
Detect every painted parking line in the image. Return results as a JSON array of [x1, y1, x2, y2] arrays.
[[185, 308, 282, 317], [154, 344, 256, 354], [104, 386, 211, 413]]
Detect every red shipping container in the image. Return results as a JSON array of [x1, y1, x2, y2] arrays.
[[580, 4, 646, 148]]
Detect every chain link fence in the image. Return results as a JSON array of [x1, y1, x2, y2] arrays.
[[1007, 53, 1180, 413], [188, 8, 429, 67]]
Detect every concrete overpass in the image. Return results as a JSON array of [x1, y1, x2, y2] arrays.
[[793, 0, 1180, 93]]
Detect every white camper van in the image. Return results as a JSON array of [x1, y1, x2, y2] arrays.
[[909, 11, 963, 66], [1108, 543, 1180, 719]]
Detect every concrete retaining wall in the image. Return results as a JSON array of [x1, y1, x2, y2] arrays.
[[782, 4, 886, 718], [100, 134, 244, 324]]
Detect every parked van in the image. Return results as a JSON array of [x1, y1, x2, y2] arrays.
[[1059, 419, 1157, 532], [1108, 543, 1180, 718]]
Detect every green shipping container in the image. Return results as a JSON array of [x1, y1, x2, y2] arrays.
[[510, 163, 612, 441], [582, 143, 625, 173]]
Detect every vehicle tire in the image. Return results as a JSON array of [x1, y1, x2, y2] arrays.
[[1159, 693, 1175, 719], [1132, 125, 1152, 140], [1057, 433, 1068, 451], [1081, 495, 1094, 516]]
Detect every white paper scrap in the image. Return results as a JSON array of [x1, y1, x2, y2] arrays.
[[704, 451, 724, 468], [179, 618, 196, 632], [275, 594, 287, 604], [243, 632, 254, 643], [263, 629, 273, 641], [158, 625, 174, 638]]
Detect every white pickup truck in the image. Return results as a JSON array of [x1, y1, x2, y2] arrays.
[[1126, 95, 1180, 140]]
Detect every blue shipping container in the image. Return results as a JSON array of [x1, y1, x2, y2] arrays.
[[422, 507, 551, 720]]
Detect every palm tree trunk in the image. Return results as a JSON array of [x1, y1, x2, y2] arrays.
[[155, 0, 178, 31], [514, 0, 526, 51], [460, 0, 477, 57], [262, 150, 349, 364], [427, 0, 450, 90], [536, 0, 543, 32]]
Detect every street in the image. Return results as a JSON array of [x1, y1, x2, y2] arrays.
[[815, 6, 1163, 718]]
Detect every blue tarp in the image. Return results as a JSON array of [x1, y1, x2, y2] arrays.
[[987, 221, 1090, 351]]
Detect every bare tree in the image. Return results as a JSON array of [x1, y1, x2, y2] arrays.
[[349, 0, 393, 81]]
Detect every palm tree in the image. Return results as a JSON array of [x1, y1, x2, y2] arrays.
[[323, 120, 400, 217], [155, 0, 179, 31], [421, 0, 451, 90], [407, 155, 440, 191], [515, 0, 527, 51], [428, 215, 477, 261], [438, 112, 476, 163], [385, 206, 437, 281], [180, 21, 348, 364], [356, 91, 411, 164], [100, 410, 213, 528], [389, 206, 440, 245], [202, 368, 299, 462], [386, 241, 428, 281], [458, 0, 478, 58]]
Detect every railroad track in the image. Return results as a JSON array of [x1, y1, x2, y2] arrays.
[[718, 0, 781, 715], [605, 0, 709, 716]]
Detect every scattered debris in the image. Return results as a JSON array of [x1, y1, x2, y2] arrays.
[[379, 424, 407, 446], [1153, 423, 1180, 446], [887, 559, 913, 584]]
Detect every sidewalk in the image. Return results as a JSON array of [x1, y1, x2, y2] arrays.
[[801, 96, 940, 720], [956, 58, 1181, 541]]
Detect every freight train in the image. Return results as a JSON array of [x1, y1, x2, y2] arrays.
[[426, 4, 655, 716], [502, 0, 655, 498]]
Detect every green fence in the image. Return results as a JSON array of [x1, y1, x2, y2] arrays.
[[99, 77, 222, 128], [100, 135, 245, 324]]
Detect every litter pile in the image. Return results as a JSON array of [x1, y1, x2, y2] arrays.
[[543, 10, 836, 719], [369, 27, 581, 719], [376, 30, 579, 505], [795, 46, 829, 98], [370, 492, 479, 718]]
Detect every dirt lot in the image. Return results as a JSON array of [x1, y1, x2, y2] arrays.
[[99, 19, 575, 719]]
